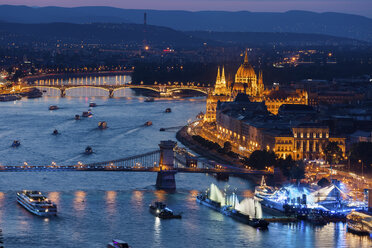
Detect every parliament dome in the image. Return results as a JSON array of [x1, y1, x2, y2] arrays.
[[236, 52, 256, 79]]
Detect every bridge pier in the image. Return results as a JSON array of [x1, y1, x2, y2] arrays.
[[109, 89, 114, 98], [156, 140, 177, 190], [60, 88, 66, 98]]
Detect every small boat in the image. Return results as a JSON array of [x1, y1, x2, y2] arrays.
[[52, 129, 59, 135], [98, 121, 107, 129], [107, 239, 130, 248], [12, 140, 21, 147], [159, 128, 165, 132], [49, 105, 58, 110], [165, 108, 171, 113], [82, 111, 92, 117], [89, 102, 97, 107], [149, 202, 182, 219], [75, 114, 80, 120], [17, 190, 57, 216], [85, 146, 93, 155], [144, 97, 154, 102], [144, 121, 152, 126]]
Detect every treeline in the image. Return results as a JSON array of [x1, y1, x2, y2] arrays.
[[132, 62, 218, 85], [191, 135, 305, 180]]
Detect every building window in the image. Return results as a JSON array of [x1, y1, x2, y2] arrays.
[[320, 133, 322, 138], [294, 132, 297, 138], [307, 133, 310, 138], [301, 133, 303, 138]]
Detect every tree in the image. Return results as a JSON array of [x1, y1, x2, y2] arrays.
[[350, 142, 372, 173], [223, 141, 232, 153], [317, 178, 330, 187], [247, 150, 276, 170], [323, 142, 343, 165]]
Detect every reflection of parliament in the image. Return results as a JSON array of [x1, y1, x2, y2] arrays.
[[202, 51, 345, 160]]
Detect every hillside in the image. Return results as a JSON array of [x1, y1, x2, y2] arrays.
[[0, 5, 371, 42]]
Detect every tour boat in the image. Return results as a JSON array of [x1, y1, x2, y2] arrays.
[[144, 121, 152, 126], [89, 102, 97, 107], [196, 193, 221, 211], [49, 105, 58, 110], [220, 205, 269, 229], [17, 190, 57, 216], [165, 108, 171, 113], [107, 239, 130, 248], [52, 129, 59, 135], [82, 111, 92, 117], [346, 211, 372, 236], [98, 121, 107, 129], [11, 140, 20, 147], [149, 202, 182, 219], [144, 97, 154, 102], [0, 94, 21, 102], [85, 146, 93, 155]]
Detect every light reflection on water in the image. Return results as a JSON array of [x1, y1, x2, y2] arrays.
[[73, 190, 86, 212], [0, 77, 370, 247]]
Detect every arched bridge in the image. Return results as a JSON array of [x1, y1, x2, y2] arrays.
[[0, 141, 273, 189], [24, 82, 212, 97]]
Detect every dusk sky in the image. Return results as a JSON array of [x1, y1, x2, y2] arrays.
[[0, 0, 371, 18]]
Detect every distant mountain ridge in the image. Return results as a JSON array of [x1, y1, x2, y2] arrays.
[[0, 5, 371, 42], [0, 22, 365, 48]]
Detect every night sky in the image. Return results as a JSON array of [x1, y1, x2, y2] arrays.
[[0, 0, 371, 17]]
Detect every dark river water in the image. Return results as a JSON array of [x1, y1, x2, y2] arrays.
[[0, 79, 370, 248]]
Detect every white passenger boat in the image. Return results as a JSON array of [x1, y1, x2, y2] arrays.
[[17, 190, 57, 216]]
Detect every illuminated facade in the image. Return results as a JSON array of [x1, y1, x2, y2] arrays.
[[264, 88, 308, 115], [214, 100, 345, 160], [204, 66, 232, 122], [204, 51, 308, 121], [233, 51, 264, 98]]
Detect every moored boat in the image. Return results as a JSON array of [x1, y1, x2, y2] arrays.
[[17, 190, 57, 216], [89, 102, 97, 107], [196, 193, 221, 211], [346, 211, 372, 236], [0, 94, 21, 102], [221, 205, 269, 229]]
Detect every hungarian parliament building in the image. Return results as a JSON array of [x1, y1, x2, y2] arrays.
[[202, 51, 345, 160]]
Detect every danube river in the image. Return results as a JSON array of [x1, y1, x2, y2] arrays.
[[0, 80, 370, 247]]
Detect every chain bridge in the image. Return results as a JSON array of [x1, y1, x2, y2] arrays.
[[0, 141, 272, 189]]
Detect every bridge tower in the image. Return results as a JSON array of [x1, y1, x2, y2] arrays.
[[156, 140, 177, 190]]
